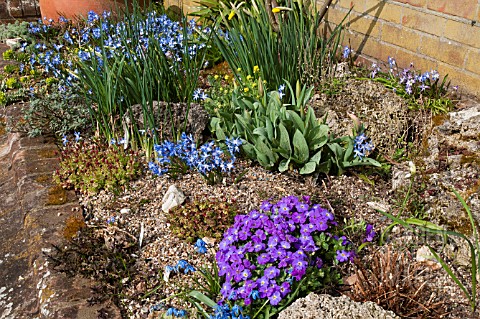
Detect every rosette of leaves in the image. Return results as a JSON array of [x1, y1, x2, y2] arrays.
[[167, 198, 238, 243], [211, 80, 380, 175], [53, 138, 141, 194]]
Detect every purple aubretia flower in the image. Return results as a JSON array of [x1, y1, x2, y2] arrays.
[[364, 224, 376, 242], [336, 250, 349, 263], [216, 195, 347, 307]]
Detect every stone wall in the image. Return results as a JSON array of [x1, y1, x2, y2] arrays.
[[0, 0, 40, 22], [319, 0, 480, 97]]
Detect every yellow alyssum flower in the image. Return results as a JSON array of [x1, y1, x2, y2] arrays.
[[253, 65, 260, 73], [228, 10, 235, 20]]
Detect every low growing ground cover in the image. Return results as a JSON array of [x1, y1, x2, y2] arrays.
[[1, 0, 478, 318]]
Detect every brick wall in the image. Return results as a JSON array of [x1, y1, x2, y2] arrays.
[[318, 0, 480, 97], [0, 0, 40, 22]]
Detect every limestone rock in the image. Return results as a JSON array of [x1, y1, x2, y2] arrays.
[[161, 184, 185, 213], [278, 293, 399, 319]]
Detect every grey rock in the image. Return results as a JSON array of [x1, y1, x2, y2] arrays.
[[5, 38, 22, 49], [278, 293, 399, 319], [161, 184, 185, 213]]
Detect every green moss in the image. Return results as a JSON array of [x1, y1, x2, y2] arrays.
[[63, 215, 86, 240], [35, 174, 51, 184], [0, 117, 6, 136], [37, 149, 57, 159], [46, 185, 67, 206], [459, 154, 480, 166], [431, 114, 449, 127]]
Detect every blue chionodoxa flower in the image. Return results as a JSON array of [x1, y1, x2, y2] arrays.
[[353, 132, 374, 160], [195, 238, 208, 254], [166, 307, 187, 317]]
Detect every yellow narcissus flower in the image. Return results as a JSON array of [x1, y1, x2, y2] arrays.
[[246, 75, 253, 81], [244, 87, 249, 93], [253, 65, 260, 73], [228, 10, 235, 20], [272, 7, 293, 13], [237, 67, 242, 72], [225, 75, 230, 80], [214, 74, 219, 80]]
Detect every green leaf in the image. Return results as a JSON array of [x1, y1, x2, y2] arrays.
[[242, 142, 256, 159], [188, 290, 217, 308], [310, 149, 322, 164], [278, 122, 292, 157], [286, 110, 305, 133], [255, 138, 277, 166], [278, 158, 290, 172], [293, 130, 309, 163], [215, 123, 226, 141], [300, 161, 316, 174], [253, 127, 267, 138], [265, 118, 274, 141], [344, 139, 354, 161]]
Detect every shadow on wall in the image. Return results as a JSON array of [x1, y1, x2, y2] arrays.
[[324, 1, 386, 61]]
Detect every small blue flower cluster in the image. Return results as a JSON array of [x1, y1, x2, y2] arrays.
[[193, 88, 208, 101], [166, 307, 187, 317], [26, 10, 209, 87], [210, 303, 250, 319], [216, 196, 351, 307], [277, 84, 286, 99], [353, 133, 374, 160], [342, 46, 351, 59], [370, 63, 381, 78], [165, 259, 196, 275], [148, 133, 241, 178], [399, 64, 439, 95], [368, 56, 447, 96], [195, 238, 208, 254]]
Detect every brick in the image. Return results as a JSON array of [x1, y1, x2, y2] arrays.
[[326, 7, 352, 26], [444, 20, 480, 49], [363, 38, 398, 61], [437, 62, 480, 97], [402, 6, 447, 36], [377, 2, 403, 23], [381, 23, 421, 52], [393, 0, 426, 8], [419, 36, 468, 67], [465, 49, 480, 74], [335, 0, 355, 10], [346, 12, 381, 38], [427, 0, 477, 20], [391, 47, 437, 72]]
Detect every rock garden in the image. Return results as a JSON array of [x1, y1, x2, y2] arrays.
[[0, 0, 479, 318]]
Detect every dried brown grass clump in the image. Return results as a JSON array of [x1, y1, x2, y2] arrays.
[[347, 247, 447, 318]]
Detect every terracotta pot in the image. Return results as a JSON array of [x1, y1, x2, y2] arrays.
[[39, 0, 149, 22]]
